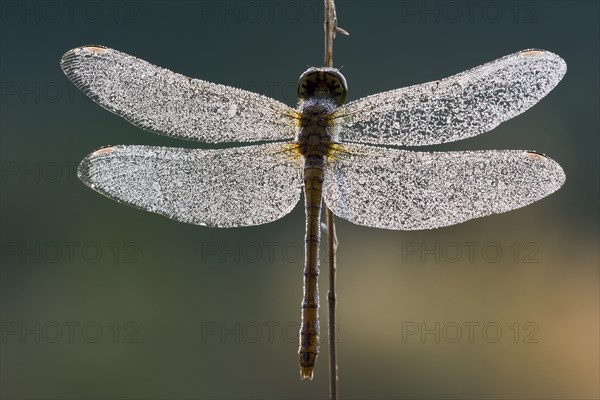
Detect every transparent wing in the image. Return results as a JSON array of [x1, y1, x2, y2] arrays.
[[61, 46, 297, 143], [338, 49, 566, 146], [324, 143, 565, 230], [78, 143, 302, 227]]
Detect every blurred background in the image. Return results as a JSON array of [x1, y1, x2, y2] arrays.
[[1, 1, 598, 399]]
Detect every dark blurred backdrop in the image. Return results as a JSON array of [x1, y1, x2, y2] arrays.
[[1, 1, 598, 399]]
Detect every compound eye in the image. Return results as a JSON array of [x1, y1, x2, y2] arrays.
[[297, 68, 348, 105], [327, 70, 348, 105]]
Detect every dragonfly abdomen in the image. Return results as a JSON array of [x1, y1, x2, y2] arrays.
[[299, 154, 325, 380]]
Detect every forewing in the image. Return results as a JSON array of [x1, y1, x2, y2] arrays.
[[78, 143, 303, 227], [338, 50, 566, 146], [61, 46, 297, 143], [324, 143, 565, 230]]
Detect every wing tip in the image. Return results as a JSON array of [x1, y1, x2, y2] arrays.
[[519, 48, 567, 77], [63, 44, 108, 56], [81, 45, 109, 54], [77, 145, 118, 181], [524, 150, 566, 189], [520, 49, 547, 57], [60, 45, 110, 72], [525, 150, 549, 161], [91, 146, 117, 157]]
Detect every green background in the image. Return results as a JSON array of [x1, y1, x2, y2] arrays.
[[1, 0, 598, 399]]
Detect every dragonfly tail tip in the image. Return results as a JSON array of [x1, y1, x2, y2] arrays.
[[300, 367, 314, 380]]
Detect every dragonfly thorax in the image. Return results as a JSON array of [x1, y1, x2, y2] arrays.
[[296, 98, 336, 156], [297, 67, 347, 106], [298, 98, 336, 127]]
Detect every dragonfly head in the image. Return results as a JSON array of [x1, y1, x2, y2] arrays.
[[297, 67, 347, 106]]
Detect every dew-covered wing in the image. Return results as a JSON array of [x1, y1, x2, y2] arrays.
[[338, 50, 566, 146], [61, 46, 297, 143], [324, 143, 565, 230], [78, 143, 302, 227]]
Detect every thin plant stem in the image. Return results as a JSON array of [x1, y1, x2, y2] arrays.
[[326, 208, 338, 400], [323, 1, 347, 399]]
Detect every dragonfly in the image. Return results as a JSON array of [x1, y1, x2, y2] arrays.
[[61, 46, 566, 380]]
